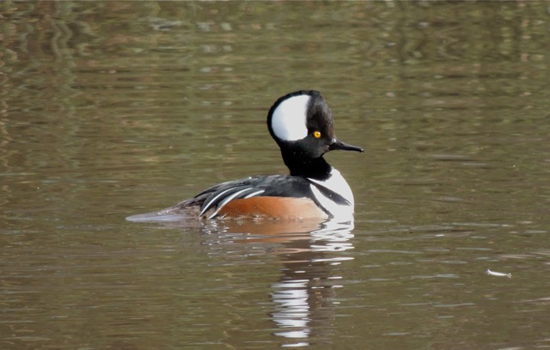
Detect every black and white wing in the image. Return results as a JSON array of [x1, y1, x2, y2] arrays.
[[188, 175, 315, 219]]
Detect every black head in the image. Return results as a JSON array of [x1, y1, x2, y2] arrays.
[[267, 90, 363, 178]]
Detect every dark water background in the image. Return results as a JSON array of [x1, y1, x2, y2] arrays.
[[1, 2, 550, 349]]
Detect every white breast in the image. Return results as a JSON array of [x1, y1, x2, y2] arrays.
[[308, 168, 355, 220]]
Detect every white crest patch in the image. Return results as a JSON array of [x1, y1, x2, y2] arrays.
[[271, 95, 310, 141]]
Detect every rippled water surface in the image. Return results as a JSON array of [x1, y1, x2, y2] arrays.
[[1, 2, 550, 349]]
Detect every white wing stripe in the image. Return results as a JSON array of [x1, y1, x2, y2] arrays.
[[199, 187, 236, 217], [207, 187, 253, 219], [244, 189, 265, 198]]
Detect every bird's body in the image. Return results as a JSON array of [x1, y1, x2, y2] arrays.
[[127, 90, 362, 222]]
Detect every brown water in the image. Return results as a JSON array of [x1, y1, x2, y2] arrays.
[[2, 2, 550, 349]]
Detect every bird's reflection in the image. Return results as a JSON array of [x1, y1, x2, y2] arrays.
[[203, 218, 355, 347], [151, 217, 354, 347], [269, 220, 354, 347]]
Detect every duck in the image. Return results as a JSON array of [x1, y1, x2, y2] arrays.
[[126, 90, 363, 222]]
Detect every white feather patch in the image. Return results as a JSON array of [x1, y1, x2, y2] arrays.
[[270, 95, 310, 141], [307, 168, 354, 207], [308, 168, 355, 220]]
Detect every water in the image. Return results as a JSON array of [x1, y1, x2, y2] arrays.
[[1, 1, 550, 349]]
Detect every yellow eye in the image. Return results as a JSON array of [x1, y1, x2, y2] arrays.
[[313, 131, 321, 138]]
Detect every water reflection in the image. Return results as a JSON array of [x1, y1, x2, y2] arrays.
[[270, 221, 353, 347], [200, 218, 355, 347]]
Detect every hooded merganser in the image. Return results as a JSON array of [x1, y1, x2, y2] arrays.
[[127, 90, 363, 222]]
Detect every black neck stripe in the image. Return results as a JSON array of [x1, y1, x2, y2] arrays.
[[308, 180, 351, 206]]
